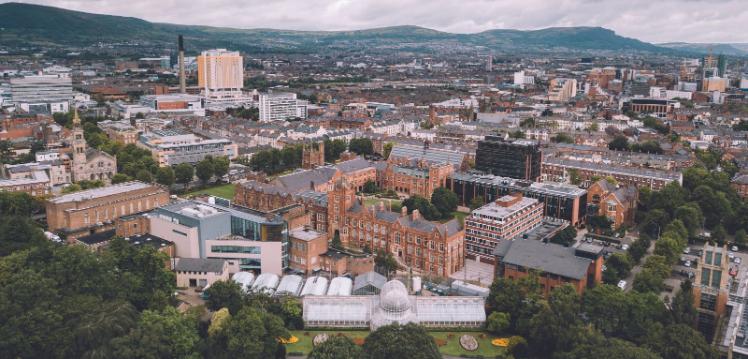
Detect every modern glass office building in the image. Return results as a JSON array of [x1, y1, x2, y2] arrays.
[[150, 198, 288, 274], [475, 136, 542, 181]]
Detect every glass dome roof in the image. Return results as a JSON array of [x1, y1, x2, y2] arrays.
[[379, 280, 410, 313]]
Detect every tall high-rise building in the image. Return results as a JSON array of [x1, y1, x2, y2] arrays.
[[475, 136, 542, 181], [548, 78, 578, 102], [197, 49, 243, 96], [717, 54, 727, 77]]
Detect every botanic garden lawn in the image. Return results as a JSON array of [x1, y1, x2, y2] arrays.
[[285, 330, 507, 358]]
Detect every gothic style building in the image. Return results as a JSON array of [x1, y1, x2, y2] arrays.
[[327, 179, 464, 277], [302, 141, 325, 169], [70, 109, 117, 183]]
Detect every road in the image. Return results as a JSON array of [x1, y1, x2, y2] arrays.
[[622, 237, 656, 292]]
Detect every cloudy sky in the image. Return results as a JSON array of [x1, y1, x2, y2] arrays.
[[6, 0, 748, 43]]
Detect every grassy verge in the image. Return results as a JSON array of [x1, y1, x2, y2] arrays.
[[285, 330, 507, 358], [186, 183, 236, 199], [363, 197, 402, 212]]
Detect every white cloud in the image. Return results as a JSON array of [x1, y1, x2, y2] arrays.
[[6, 0, 748, 43]]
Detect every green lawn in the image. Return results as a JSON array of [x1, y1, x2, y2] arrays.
[[285, 330, 507, 358], [439, 211, 469, 225], [430, 331, 506, 357], [286, 330, 369, 355], [186, 183, 236, 199], [363, 197, 402, 212]]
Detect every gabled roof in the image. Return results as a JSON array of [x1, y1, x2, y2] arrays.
[[335, 157, 373, 173], [85, 148, 115, 161], [353, 271, 387, 291], [273, 166, 338, 193], [389, 144, 465, 168]]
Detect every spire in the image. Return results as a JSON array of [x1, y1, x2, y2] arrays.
[[72, 107, 81, 127]]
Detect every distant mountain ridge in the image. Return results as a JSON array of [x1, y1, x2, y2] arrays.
[[0, 2, 706, 55], [658, 42, 748, 56]]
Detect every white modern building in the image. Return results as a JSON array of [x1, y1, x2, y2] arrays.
[[148, 199, 288, 275], [10, 74, 73, 113], [259, 92, 308, 121], [138, 129, 238, 166], [303, 279, 486, 329], [139, 94, 205, 116], [514, 71, 535, 88]]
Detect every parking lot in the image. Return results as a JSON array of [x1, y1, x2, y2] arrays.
[[660, 242, 746, 300]]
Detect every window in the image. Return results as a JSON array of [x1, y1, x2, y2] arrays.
[[701, 268, 711, 286]]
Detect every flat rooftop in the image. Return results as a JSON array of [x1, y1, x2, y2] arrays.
[[48, 181, 153, 204], [472, 196, 539, 220], [290, 227, 325, 241]]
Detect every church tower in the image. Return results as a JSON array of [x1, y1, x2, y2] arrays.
[[71, 108, 87, 166]]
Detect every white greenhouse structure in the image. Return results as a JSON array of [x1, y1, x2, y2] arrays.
[[300, 276, 328, 297], [251, 273, 280, 294], [275, 275, 304, 297], [231, 271, 255, 293], [326, 277, 353, 296], [303, 279, 486, 330]]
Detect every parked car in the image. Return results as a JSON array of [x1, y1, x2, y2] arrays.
[[685, 260, 692, 267], [736, 257, 742, 265], [733, 245, 739, 252], [617, 280, 627, 290], [621, 244, 630, 251], [683, 247, 691, 254]]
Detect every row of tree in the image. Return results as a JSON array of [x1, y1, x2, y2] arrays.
[[486, 273, 716, 359]]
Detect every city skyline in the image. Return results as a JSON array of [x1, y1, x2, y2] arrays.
[[3, 0, 748, 44]]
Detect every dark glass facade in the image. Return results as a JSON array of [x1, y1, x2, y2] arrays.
[[447, 174, 586, 225], [475, 136, 542, 181]]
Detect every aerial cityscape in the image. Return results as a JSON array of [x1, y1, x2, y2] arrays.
[[1, 1, 747, 358]]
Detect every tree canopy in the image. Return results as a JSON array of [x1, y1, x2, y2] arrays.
[[362, 323, 441, 359]]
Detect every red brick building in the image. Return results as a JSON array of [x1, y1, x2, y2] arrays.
[[327, 179, 464, 277], [494, 239, 603, 296], [586, 179, 638, 229]]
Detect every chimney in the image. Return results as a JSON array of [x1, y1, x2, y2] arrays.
[[178, 35, 186, 94], [401, 206, 408, 217], [411, 209, 420, 221]]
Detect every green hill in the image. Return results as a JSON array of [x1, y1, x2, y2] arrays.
[[0, 2, 671, 54]]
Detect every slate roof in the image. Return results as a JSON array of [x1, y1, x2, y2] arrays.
[[733, 174, 748, 185], [493, 239, 591, 280], [389, 144, 465, 168], [334, 157, 373, 173], [175, 258, 226, 273], [85, 148, 115, 161], [273, 167, 338, 193]]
